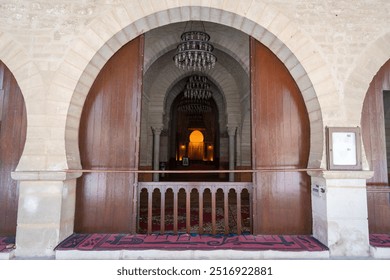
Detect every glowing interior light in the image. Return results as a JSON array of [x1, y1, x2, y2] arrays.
[[189, 130, 204, 143]]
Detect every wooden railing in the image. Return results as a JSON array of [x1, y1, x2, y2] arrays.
[[366, 186, 390, 193], [138, 182, 252, 235], [367, 185, 390, 204]]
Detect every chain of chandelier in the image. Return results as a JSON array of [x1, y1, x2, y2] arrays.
[[173, 22, 216, 114]]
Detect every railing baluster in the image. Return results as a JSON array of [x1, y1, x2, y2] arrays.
[[237, 189, 242, 235], [160, 189, 165, 234], [249, 189, 252, 233], [147, 188, 153, 234], [199, 189, 204, 234], [173, 188, 178, 234], [224, 189, 229, 234], [138, 182, 253, 236], [186, 187, 191, 233], [137, 188, 141, 232], [211, 189, 216, 235]]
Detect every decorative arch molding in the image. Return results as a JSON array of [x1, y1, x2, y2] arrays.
[[54, 2, 330, 170]]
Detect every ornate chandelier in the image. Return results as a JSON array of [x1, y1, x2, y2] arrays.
[[177, 97, 212, 114], [184, 75, 212, 100], [177, 75, 213, 114], [173, 26, 217, 71]]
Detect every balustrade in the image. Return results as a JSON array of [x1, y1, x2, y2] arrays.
[[138, 182, 252, 235]]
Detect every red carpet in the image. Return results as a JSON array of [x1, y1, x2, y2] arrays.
[[2, 234, 389, 253], [55, 233, 328, 251], [369, 234, 390, 247], [0, 236, 15, 252]]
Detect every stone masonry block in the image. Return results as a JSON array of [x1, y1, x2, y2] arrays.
[[16, 225, 60, 257]]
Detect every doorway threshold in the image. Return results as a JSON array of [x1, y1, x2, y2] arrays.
[[55, 233, 329, 260]]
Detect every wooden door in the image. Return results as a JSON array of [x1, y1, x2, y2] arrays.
[[75, 36, 144, 233], [0, 61, 27, 236], [361, 59, 390, 233], [250, 38, 312, 234]]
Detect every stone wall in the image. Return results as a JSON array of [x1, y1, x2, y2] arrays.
[[0, 0, 387, 173]]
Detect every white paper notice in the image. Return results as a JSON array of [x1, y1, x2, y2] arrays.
[[332, 132, 357, 165]]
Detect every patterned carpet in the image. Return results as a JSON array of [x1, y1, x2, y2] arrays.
[[2, 233, 389, 253], [0, 236, 15, 253], [369, 234, 390, 247], [55, 233, 328, 251]]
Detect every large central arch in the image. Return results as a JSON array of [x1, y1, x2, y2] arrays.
[[52, 3, 330, 173], [63, 3, 328, 236]]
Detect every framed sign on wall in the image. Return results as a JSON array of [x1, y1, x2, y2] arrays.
[[326, 127, 362, 170]]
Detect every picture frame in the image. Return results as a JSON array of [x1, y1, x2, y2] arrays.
[[326, 127, 362, 170]]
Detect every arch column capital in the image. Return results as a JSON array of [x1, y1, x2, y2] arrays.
[[151, 126, 163, 135], [227, 126, 237, 136]]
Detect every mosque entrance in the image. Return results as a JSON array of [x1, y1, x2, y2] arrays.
[[75, 22, 312, 235]]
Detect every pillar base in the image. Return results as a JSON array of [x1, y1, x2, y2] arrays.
[[13, 178, 77, 258], [309, 170, 373, 257]]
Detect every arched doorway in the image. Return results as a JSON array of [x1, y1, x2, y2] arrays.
[[361, 58, 390, 233], [0, 61, 27, 236], [74, 20, 312, 235]]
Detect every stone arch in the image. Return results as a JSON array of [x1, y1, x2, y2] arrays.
[[345, 32, 390, 121], [0, 32, 43, 101], [345, 32, 390, 169], [56, 2, 330, 170], [162, 75, 227, 132], [0, 32, 49, 173]]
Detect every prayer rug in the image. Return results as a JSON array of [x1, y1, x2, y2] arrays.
[[55, 233, 328, 252], [369, 233, 390, 247], [0, 236, 15, 252]]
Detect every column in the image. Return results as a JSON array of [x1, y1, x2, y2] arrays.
[[152, 127, 163, 182], [227, 126, 237, 182], [309, 170, 373, 257]]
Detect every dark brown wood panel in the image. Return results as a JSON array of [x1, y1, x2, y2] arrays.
[[361, 59, 390, 233], [0, 61, 27, 236], [75, 36, 144, 233], [250, 38, 312, 234]]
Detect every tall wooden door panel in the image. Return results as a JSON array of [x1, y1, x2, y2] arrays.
[[75, 36, 144, 233], [361, 59, 390, 233], [0, 61, 27, 236], [250, 38, 312, 234]]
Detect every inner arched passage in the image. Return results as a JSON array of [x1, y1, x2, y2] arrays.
[[166, 88, 221, 182]]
